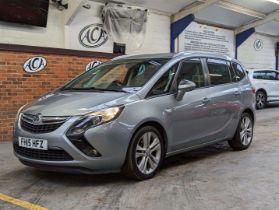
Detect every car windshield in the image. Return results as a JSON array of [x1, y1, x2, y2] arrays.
[[61, 58, 170, 93]]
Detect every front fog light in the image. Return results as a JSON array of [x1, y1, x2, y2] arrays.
[[68, 136, 101, 157]]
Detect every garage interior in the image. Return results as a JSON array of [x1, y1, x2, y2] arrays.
[[0, 0, 279, 209]]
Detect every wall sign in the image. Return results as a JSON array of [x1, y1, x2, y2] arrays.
[[23, 57, 47, 73], [178, 22, 235, 57], [85, 61, 102, 71], [79, 24, 108, 48], [254, 39, 263, 51]]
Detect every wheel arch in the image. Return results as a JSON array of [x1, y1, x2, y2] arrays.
[[132, 121, 168, 153], [242, 108, 255, 123], [121, 120, 169, 172], [129, 119, 168, 156], [256, 88, 267, 97]]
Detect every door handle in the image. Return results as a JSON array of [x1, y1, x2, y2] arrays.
[[202, 97, 211, 104]]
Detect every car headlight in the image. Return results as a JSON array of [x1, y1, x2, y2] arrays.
[[66, 106, 124, 157], [67, 106, 124, 136], [16, 104, 27, 120]]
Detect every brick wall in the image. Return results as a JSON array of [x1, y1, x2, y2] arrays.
[[0, 49, 111, 141]]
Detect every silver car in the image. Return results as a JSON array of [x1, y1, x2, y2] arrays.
[[13, 52, 256, 180]]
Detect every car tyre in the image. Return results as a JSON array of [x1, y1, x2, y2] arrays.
[[256, 90, 266, 109], [228, 112, 254, 151], [122, 126, 165, 180]]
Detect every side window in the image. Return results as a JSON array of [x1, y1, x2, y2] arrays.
[[266, 71, 277, 80], [148, 63, 178, 97], [177, 58, 205, 88], [207, 59, 231, 86], [253, 71, 278, 80], [232, 63, 245, 81], [229, 64, 237, 82], [253, 71, 265, 79]]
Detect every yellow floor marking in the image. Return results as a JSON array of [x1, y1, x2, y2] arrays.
[[0, 193, 48, 210]]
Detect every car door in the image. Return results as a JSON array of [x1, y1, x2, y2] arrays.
[[274, 71, 279, 100], [265, 71, 279, 100], [168, 58, 218, 151], [202, 58, 242, 141], [252, 71, 271, 94]]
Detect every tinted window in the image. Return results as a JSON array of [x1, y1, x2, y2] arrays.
[[148, 63, 178, 96], [253, 71, 265, 79], [253, 71, 279, 80], [207, 59, 231, 85], [229, 65, 237, 82], [178, 58, 205, 88], [232, 63, 245, 81]]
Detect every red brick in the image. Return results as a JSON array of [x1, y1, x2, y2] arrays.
[[0, 50, 110, 141]]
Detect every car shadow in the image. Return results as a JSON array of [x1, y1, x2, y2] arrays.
[[25, 141, 232, 186], [266, 102, 279, 108], [162, 141, 232, 171]]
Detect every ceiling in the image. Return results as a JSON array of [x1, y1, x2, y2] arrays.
[[107, 0, 279, 37]]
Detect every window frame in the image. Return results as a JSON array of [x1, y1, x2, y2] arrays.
[[146, 57, 209, 99], [231, 62, 246, 82], [146, 62, 179, 98], [205, 58, 234, 87], [173, 57, 209, 90]]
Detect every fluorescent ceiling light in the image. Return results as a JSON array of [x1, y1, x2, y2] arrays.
[[266, 0, 279, 4]]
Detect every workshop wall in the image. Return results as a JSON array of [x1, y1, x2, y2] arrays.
[[0, 0, 170, 54], [238, 33, 277, 69]]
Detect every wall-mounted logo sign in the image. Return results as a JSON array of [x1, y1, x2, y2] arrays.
[[23, 57, 47, 73], [254, 39, 263, 51], [79, 24, 108, 48], [86, 61, 102, 71]]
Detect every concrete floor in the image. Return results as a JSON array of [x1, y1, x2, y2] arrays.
[[1, 105, 279, 210]]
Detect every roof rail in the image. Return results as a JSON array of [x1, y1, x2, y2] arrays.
[[174, 51, 234, 61], [112, 54, 137, 61]]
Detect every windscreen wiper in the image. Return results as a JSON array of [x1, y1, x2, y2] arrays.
[[60, 87, 127, 92]]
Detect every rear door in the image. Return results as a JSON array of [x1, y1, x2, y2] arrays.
[[274, 71, 279, 100], [202, 58, 242, 141], [265, 71, 279, 100]]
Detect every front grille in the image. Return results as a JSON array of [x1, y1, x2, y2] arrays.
[[20, 113, 68, 133], [14, 143, 73, 161]]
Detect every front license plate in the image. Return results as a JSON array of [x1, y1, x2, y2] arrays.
[[18, 137, 48, 150]]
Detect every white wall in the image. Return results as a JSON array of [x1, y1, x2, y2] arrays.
[[0, 1, 82, 48], [177, 22, 235, 57], [0, 0, 170, 54], [238, 33, 277, 69]]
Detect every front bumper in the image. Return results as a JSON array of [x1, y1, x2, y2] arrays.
[[13, 116, 131, 174]]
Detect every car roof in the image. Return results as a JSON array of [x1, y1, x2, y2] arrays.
[[112, 51, 238, 63]]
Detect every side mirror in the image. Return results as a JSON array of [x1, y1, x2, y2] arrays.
[[175, 80, 196, 101]]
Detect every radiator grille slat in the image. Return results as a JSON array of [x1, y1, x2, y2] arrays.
[[20, 114, 67, 133], [14, 144, 73, 161]]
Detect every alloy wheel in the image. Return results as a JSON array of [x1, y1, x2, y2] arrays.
[[240, 116, 253, 146], [135, 131, 162, 175], [256, 92, 265, 109]]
